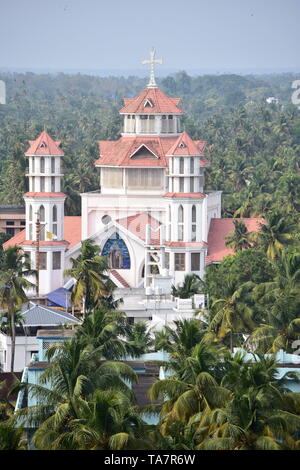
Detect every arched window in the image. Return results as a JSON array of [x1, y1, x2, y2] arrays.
[[29, 205, 33, 221], [52, 205, 58, 236], [39, 205, 45, 222], [102, 233, 131, 269], [179, 158, 184, 174], [178, 205, 184, 241], [51, 157, 55, 173], [52, 205, 57, 222], [40, 177, 45, 192], [192, 205, 196, 241], [32, 157, 35, 173], [190, 157, 194, 174], [40, 157, 45, 173]]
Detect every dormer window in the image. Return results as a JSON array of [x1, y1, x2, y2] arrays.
[[40, 141, 46, 148], [144, 98, 153, 108], [179, 142, 186, 149]]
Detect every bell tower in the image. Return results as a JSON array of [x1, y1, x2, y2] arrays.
[[22, 131, 67, 296]]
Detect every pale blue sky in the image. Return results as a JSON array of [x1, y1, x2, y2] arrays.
[[0, 0, 299, 74]]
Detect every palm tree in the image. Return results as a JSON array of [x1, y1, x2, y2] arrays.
[[171, 274, 202, 299], [65, 239, 109, 314], [225, 219, 253, 252], [75, 308, 128, 359], [15, 338, 138, 433], [253, 212, 296, 259], [154, 318, 207, 359], [198, 353, 300, 450], [32, 389, 149, 450], [249, 250, 300, 353], [148, 342, 231, 443], [0, 246, 35, 372], [0, 421, 27, 450], [125, 322, 154, 358], [209, 275, 255, 351]]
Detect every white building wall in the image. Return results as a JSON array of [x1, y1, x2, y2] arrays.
[[0, 333, 38, 372]]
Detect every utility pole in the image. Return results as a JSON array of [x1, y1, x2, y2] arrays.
[[35, 218, 40, 297]]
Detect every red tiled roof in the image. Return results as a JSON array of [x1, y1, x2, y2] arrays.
[[110, 269, 130, 288], [167, 132, 206, 156], [3, 216, 81, 251], [116, 212, 160, 244], [119, 88, 184, 114], [25, 131, 64, 156], [206, 218, 264, 264], [96, 136, 178, 167], [24, 192, 66, 198], [163, 192, 206, 199], [165, 241, 208, 247], [96, 134, 208, 168]]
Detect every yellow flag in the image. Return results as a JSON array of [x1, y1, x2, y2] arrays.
[[46, 231, 53, 240]]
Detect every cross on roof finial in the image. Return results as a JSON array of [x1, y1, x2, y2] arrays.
[[142, 49, 163, 88]]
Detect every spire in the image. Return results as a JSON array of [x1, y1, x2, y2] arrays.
[[142, 49, 163, 88]]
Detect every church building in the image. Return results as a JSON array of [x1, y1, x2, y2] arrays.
[[4, 52, 262, 324]]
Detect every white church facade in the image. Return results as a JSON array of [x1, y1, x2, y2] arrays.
[[4, 53, 262, 326]]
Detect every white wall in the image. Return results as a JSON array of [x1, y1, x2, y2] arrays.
[[0, 333, 38, 372]]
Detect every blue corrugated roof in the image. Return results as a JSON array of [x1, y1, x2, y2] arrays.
[[21, 302, 79, 326], [46, 287, 72, 309]]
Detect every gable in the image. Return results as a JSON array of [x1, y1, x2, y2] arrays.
[[130, 144, 158, 160]]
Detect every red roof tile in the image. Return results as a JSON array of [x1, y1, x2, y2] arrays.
[[206, 218, 264, 264], [3, 216, 81, 251], [163, 192, 206, 199], [167, 132, 206, 156], [110, 269, 130, 288], [116, 212, 160, 243], [119, 88, 184, 114], [96, 133, 208, 168], [25, 131, 64, 156], [96, 136, 178, 167], [24, 192, 66, 198]]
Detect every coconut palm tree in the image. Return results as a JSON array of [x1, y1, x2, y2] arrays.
[[0, 246, 36, 371], [154, 318, 207, 359], [65, 239, 109, 314], [253, 212, 296, 259], [15, 338, 138, 432], [32, 389, 149, 450], [198, 353, 300, 450], [225, 219, 253, 252], [0, 421, 27, 450], [249, 250, 300, 353], [75, 308, 128, 359], [209, 275, 255, 351], [171, 274, 202, 299], [125, 322, 154, 358]]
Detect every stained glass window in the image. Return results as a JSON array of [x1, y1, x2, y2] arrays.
[[102, 233, 131, 269]]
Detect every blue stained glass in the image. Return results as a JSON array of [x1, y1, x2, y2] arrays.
[[102, 232, 131, 269]]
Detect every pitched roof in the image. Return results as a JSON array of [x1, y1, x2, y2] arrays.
[[20, 302, 79, 326], [3, 216, 81, 250], [96, 133, 209, 168], [116, 212, 160, 244], [25, 131, 64, 156], [167, 132, 206, 156], [206, 218, 264, 264], [119, 88, 184, 114], [46, 287, 72, 309], [110, 270, 130, 288], [96, 136, 178, 167]]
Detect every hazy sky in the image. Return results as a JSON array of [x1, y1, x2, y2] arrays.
[[0, 0, 299, 73]]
